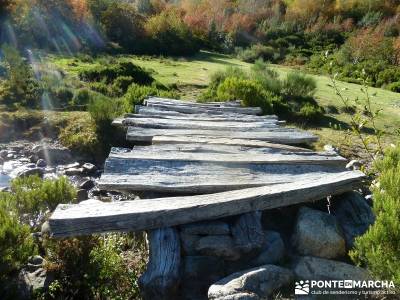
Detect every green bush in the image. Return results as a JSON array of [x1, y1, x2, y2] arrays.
[[282, 72, 317, 98], [297, 102, 324, 123], [387, 82, 400, 93], [79, 62, 154, 85], [71, 88, 92, 108], [0, 45, 42, 109], [112, 76, 136, 96], [88, 82, 111, 96], [49, 87, 74, 108], [0, 203, 36, 282], [41, 234, 146, 299], [237, 44, 276, 63], [88, 94, 126, 152], [350, 144, 400, 286], [216, 77, 274, 114], [1, 176, 77, 228], [123, 83, 179, 112], [199, 67, 247, 101], [250, 60, 282, 95]]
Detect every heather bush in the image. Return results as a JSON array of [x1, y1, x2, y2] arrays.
[[350, 144, 400, 286]]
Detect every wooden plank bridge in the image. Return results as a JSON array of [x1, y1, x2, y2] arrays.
[[48, 97, 365, 299]]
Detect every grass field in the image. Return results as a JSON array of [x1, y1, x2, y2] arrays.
[[50, 50, 400, 154]]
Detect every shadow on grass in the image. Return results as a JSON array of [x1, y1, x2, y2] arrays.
[[288, 114, 376, 135], [186, 51, 245, 67]]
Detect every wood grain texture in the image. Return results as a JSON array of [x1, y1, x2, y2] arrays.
[[49, 171, 365, 237], [98, 158, 351, 193], [108, 148, 347, 165], [138, 227, 180, 300], [151, 136, 313, 152], [126, 127, 318, 144], [122, 117, 281, 131], [146, 103, 263, 115], [134, 106, 278, 121]]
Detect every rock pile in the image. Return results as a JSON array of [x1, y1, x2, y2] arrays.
[[176, 191, 374, 300]]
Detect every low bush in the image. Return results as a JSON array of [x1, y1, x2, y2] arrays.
[[79, 62, 154, 86], [387, 82, 400, 93], [297, 102, 325, 123], [71, 88, 92, 108], [88, 94, 126, 153], [41, 234, 146, 299], [216, 77, 274, 114], [350, 144, 400, 286], [199, 67, 247, 101], [250, 60, 282, 96], [237, 44, 276, 63], [112, 76, 136, 96], [282, 72, 317, 98], [123, 83, 179, 112], [0, 203, 36, 282]]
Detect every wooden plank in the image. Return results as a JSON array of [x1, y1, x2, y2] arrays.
[[108, 149, 347, 165], [126, 127, 318, 144], [144, 97, 242, 108], [131, 143, 313, 154], [146, 103, 263, 115], [98, 158, 350, 193], [122, 117, 282, 131], [135, 106, 277, 120], [49, 171, 365, 237], [139, 227, 180, 300], [152, 136, 313, 152]]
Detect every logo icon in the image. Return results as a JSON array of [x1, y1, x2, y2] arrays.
[[295, 280, 310, 295]]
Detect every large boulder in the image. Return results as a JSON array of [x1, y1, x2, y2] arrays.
[[333, 192, 375, 249], [248, 231, 285, 267], [208, 265, 294, 300], [32, 145, 73, 165], [292, 256, 369, 280], [291, 207, 346, 259]]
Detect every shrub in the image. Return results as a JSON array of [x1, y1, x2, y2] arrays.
[[350, 144, 400, 286], [199, 67, 247, 101], [250, 60, 282, 95], [49, 87, 74, 108], [282, 72, 317, 98], [41, 234, 146, 299], [123, 83, 179, 112], [387, 82, 400, 93], [0, 45, 41, 109], [100, 2, 146, 52], [112, 76, 136, 96], [88, 94, 126, 152], [237, 44, 276, 63], [216, 77, 274, 114], [0, 203, 36, 282], [71, 88, 92, 108], [1, 176, 77, 227], [88, 82, 111, 96], [145, 9, 200, 56], [297, 102, 324, 123], [79, 62, 154, 85]]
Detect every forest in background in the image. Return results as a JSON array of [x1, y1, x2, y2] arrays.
[[0, 0, 400, 91]]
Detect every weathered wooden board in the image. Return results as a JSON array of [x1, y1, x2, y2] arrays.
[[122, 117, 282, 131], [146, 103, 263, 115], [49, 170, 365, 237], [145, 97, 242, 108], [126, 127, 318, 144], [108, 149, 347, 165], [131, 143, 312, 155], [152, 136, 313, 152], [134, 106, 277, 121], [126, 112, 282, 123], [98, 157, 350, 193]]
